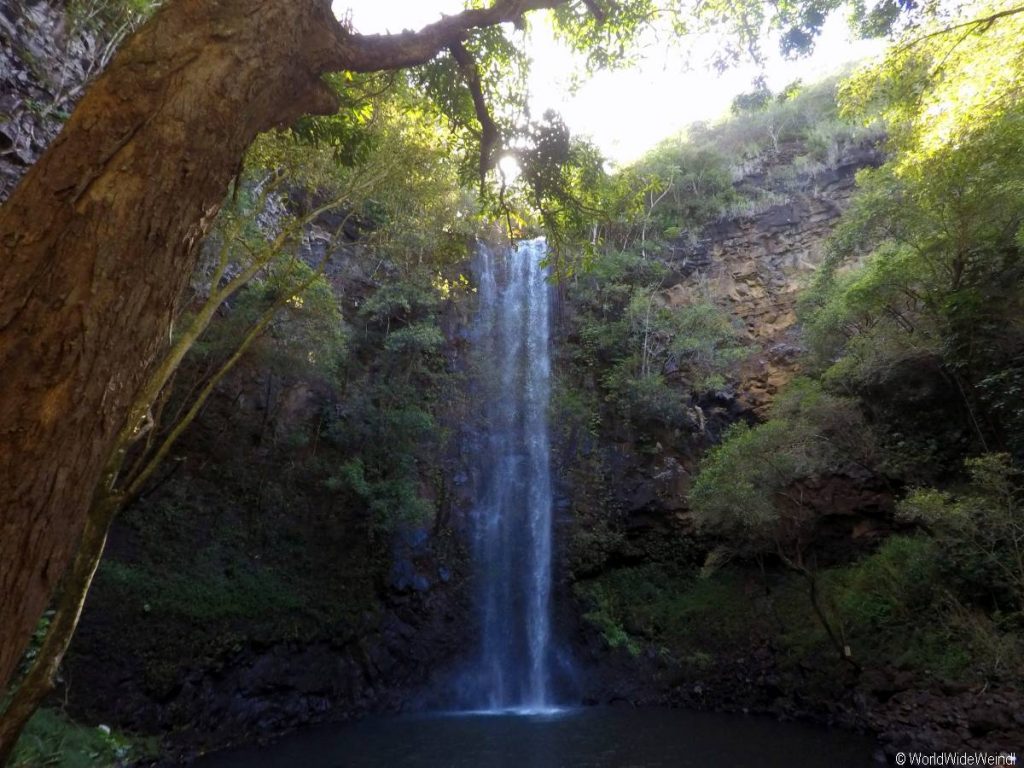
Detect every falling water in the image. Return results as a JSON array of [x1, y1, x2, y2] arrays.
[[464, 237, 556, 712]]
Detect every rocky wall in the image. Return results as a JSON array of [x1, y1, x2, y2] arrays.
[[0, 0, 107, 200], [658, 143, 883, 412]]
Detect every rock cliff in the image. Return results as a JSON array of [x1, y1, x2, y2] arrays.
[[658, 141, 882, 412], [555, 131, 1023, 758], [0, 0, 106, 200]]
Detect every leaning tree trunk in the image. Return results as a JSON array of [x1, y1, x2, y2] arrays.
[[0, 495, 117, 767], [0, 0, 345, 693], [0, 0, 564, 697]]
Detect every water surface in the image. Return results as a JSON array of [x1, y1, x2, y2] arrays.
[[196, 707, 876, 768]]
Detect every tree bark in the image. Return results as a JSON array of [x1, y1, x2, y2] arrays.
[[0, 496, 117, 767], [0, 0, 569, 697], [0, 0, 344, 693]]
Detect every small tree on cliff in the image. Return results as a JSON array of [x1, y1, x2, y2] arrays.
[[689, 380, 876, 663]]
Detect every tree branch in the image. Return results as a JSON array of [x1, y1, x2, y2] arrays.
[[121, 266, 326, 506], [582, 0, 608, 23], [894, 4, 1024, 55], [449, 40, 501, 188], [337, 0, 567, 72]]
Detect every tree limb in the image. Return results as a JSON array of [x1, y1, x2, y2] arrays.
[[336, 0, 568, 72], [582, 0, 608, 23], [449, 40, 501, 188], [894, 4, 1024, 55], [122, 264, 325, 507]]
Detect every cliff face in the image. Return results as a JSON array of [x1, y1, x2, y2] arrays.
[[553, 136, 917, 747], [657, 141, 882, 412], [0, 0, 106, 200], [555, 134, 1024, 756], [63, 351, 474, 759], [555, 137, 887, 581]]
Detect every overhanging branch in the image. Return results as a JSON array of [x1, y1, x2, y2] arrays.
[[894, 3, 1024, 55], [449, 40, 501, 188], [335, 0, 568, 72], [581, 0, 608, 23], [322, 0, 616, 180]]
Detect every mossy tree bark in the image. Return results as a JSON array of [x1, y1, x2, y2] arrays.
[[0, 0, 566, 697]]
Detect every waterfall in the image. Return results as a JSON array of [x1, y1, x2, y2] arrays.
[[464, 237, 556, 712]]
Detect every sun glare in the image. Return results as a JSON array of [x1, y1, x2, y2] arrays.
[[336, 2, 884, 165], [498, 155, 522, 184]]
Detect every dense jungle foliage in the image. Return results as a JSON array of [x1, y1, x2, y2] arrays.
[[565, 0, 1024, 703], [4, 0, 1024, 762]]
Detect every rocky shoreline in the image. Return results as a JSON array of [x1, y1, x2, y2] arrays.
[[578, 641, 1022, 762], [140, 651, 1020, 765]]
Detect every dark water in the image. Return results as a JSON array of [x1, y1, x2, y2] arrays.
[[195, 707, 876, 768]]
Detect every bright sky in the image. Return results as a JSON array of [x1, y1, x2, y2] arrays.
[[333, 1, 884, 165]]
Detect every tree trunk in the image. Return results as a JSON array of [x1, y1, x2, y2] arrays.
[[0, 0, 565, 697], [0, 0, 344, 693], [804, 570, 858, 669], [0, 496, 117, 767]]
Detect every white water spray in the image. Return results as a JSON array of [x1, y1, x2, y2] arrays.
[[465, 238, 556, 712]]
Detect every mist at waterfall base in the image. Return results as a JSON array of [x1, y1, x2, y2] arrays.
[[194, 240, 877, 767]]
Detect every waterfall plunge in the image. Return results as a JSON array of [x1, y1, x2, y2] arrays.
[[464, 237, 557, 713]]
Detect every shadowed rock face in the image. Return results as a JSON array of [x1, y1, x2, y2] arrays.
[[61, 333, 476, 755]]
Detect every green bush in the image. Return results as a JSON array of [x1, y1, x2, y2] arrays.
[[575, 566, 754, 658], [565, 249, 743, 437], [810, 523, 1024, 681], [690, 379, 873, 565], [835, 536, 939, 628], [899, 454, 1024, 613], [12, 708, 155, 768]]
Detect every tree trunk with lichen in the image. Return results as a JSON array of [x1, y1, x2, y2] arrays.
[[0, 0, 345, 695]]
